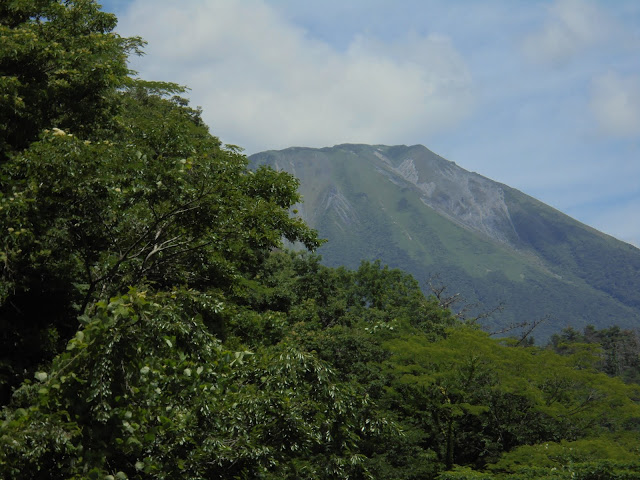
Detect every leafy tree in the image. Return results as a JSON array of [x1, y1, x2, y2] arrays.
[[0, 87, 319, 401], [485, 435, 640, 479], [0, 289, 383, 479], [0, 2, 388, 477], [1, 2, 320, 403], [382, 327, 640, 471], [0, 0, 143, 161]]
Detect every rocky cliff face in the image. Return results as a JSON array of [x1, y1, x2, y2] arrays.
[[369, 145, 521, 246]]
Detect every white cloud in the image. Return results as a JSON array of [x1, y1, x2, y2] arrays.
[[117, 0, 474, 153], [590, 72, 640, 137], [522, 0, 611, 66]]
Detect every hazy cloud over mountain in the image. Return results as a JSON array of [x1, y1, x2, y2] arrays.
[[119, 0, 474, 152]]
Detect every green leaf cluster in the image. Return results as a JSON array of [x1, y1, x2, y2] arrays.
[[0, 0, 143, 160], [2, 288, 380, 478]]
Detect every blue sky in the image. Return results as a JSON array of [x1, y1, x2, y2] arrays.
[[101, 0, 640, 247]]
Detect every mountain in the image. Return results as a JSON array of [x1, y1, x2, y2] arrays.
[[249, 144, 640, 341]]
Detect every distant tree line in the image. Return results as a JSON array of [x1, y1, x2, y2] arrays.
[[549, 325, 640, 385]]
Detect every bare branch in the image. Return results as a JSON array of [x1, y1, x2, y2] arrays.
[[427, 274, 463, 310], [426, 273, 504, 324], [80, 193, 209, 313], [516, 316, 548, 346], [489, 321, 531, 337]]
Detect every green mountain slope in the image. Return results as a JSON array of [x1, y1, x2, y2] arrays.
[[250, 144, 640, 341]]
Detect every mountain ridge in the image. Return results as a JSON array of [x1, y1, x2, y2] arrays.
[[250, 143, 640, 340]]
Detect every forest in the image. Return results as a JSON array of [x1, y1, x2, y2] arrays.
[[1, 1, 639, 478]]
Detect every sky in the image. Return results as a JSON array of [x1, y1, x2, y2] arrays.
[[101, 0, 640, 248]]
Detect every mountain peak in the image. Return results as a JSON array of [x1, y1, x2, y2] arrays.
[[250, 144, 640, 340]]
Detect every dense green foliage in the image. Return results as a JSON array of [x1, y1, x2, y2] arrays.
[[0, 0, 142, 161], [1, 2, 639, 478], [224, 251, 640, 478]]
